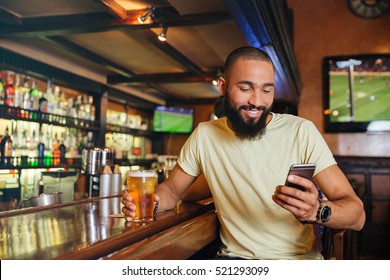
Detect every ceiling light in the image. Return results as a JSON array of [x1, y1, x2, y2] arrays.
[[138, 7, 155, 23], [158, 26, 168, 42]]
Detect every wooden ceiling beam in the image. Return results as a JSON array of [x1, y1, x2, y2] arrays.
[[99, 0, 129, 20], [43, 36, 134, 78], [0, 5, 23, 26], [108, 72, 216, 85], [137, 29, 211, 76], [0, 9, 232, 38], [42, 36, 180, 101]]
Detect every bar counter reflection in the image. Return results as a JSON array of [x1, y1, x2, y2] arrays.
[[0, 195, 216, 260]]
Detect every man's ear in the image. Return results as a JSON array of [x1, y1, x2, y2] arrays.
[[218, 77, 226, 97]]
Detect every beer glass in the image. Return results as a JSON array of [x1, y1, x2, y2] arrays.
[[126, 170, 156, 222]]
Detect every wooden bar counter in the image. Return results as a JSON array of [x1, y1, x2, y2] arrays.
[[0, 196, 217, 260]]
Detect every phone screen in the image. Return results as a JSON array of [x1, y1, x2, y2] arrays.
[[285, 163, 316, 191]]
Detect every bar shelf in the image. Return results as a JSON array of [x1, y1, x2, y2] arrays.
[[105, 123, 158, 138], [0, 105, 100, 131], [0, 156, 82, 170]]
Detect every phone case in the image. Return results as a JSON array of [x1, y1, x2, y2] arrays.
[[285, 163, 316, 191]]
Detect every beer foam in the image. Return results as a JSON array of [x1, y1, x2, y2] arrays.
[[129, 171, 155, 177]]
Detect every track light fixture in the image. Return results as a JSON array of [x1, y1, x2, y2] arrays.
[[158, 26, 168, 42], [138, 7, 156, 23]]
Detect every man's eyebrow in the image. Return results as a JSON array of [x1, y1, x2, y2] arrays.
[[237, 80, 254, 86], [237, 80, 275, 87]]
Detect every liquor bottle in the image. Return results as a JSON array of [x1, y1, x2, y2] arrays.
[[86, 131, 94, 148], [53, 86, 60, 115], [59, 142, 66, 164], [67, 97, 76, 118], [77, 95, 86, 120], [21, 76, 31, 117], [52, 132, 61, 166], [45, 79, 54, 114], [14, 74, 22, 108], [89, 96, 96, 121], [30, 79, 40, 111], [4, 72, 15, 107], [52, 132, 59, 151], [38, 90, 48, 113], [59, 91, 68, 116], [37, 129, 45, 166], [29, 129, 39, 167], [0, 71, 4, 105], [0, 126, 13, 165], [133, 136, 141, 158]]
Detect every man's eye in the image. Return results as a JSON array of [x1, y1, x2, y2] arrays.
[[240, 87, 251, 92]]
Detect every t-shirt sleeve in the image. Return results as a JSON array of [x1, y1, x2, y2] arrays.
[[298, 120, 337, 175], [177, 125, 202, 178]]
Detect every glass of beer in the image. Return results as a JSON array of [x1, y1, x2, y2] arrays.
[[126, 170, 156, 222]]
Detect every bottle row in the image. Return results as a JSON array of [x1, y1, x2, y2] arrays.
[[105, 132, 152, 160], [0, 119, 153, 168], [0, 70, 96, 121], [0, 119, 96, 168]]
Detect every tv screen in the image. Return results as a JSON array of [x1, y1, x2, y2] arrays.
[[323, 53, 390, 133], [152, 106, 194, 133]]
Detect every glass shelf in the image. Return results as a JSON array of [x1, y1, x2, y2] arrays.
[[0, 105, 100, 131], [106, 123, 158, 138], [0, 156, 82, 170], [0, 156, 155, 170]]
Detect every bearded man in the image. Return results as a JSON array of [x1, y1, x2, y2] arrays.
[[122, 46, 365, 260]]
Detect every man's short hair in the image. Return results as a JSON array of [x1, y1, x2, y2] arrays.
[[223, 46, 274, 79]]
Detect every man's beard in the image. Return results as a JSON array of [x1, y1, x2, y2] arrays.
[[223, 96, 272, 140]]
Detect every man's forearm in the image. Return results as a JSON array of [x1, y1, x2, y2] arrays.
[[155, 183, 182, 212]]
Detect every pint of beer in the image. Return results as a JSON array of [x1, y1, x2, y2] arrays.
[[126, 170, 156, 222]]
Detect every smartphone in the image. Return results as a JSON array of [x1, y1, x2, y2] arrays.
[[284, 163, 316, 191]]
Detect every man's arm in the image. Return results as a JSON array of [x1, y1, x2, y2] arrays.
[[155, 164, 198, 211], [272, 164, 365, 231], [313, 164, 365, 230], [122, 164, 197, 221]]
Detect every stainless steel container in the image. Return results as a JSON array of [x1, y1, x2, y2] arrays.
[[82, 147, 115, 175], [100, 147, 114, 173], [82, 147, 102, 175], [81, 147, 116, 198], [22, 192, 63, 208]]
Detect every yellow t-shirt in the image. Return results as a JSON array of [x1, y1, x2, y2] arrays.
[[178, 113, 336, 259]]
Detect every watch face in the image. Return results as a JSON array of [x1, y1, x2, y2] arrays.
[[347, 0, 390, 19], [321, 206, 332, 223]]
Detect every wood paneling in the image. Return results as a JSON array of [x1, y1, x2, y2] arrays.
[[287, 0, 390, 156]]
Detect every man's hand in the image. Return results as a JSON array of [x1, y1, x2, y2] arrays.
[[121, 190, 160, 222], [272, 175, 319, 223]]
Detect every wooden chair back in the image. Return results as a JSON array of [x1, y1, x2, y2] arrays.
[[321, 228, 358, 259]]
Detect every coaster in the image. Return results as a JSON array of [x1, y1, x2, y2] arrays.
[[109, 213, 125, 218]]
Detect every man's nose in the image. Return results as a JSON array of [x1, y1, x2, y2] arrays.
[[248, 91, 265, 107]]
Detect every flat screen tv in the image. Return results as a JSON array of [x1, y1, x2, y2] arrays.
[[152, 106, 194, 133], [323, 53, 390, 133]]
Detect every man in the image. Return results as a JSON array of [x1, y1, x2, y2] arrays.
[[122, 46, 365, 259]]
